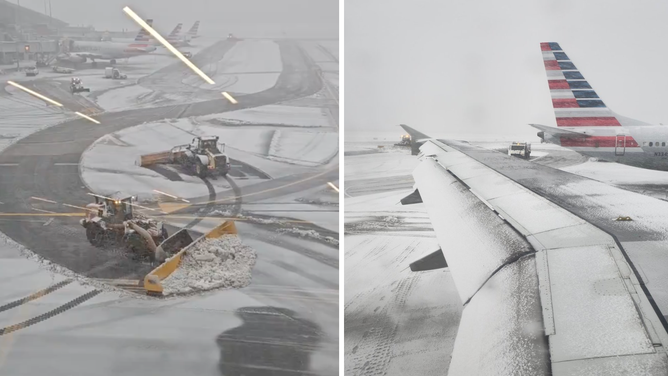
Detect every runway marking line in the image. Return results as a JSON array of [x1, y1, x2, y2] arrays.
[[30, 196, 58, 204], [201, 166, 338, 205], [31, 207, 56, 214]]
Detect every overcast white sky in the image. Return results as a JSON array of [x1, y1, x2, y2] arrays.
[[346, 0, 668, 139], [17, 0, 337, 38]]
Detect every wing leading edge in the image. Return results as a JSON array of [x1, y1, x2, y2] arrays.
[[407, 131, 668, 375]]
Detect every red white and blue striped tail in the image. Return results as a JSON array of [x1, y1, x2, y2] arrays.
[[541, 42, 647, 127], [187, 21, 200, 37], [134, 19, 153, 42]]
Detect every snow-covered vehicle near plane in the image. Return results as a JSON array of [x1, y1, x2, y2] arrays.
[[52, 66, 74, 74]]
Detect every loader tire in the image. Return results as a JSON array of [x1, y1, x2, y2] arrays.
[[86, 225, 104, 247], [195, 161, 206, 178]]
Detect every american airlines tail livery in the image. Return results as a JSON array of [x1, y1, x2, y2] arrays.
[[186, 21, 200, 39], [532, 42, 668, 171], [141, 22, 191, 47], [57, 19, 156, 65]]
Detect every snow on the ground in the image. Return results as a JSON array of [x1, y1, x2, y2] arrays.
[[81, 119, 261, 201], [198, 104, 335, 127], [185, 40, 282, 94], [0, 84, 74, 152], [238, 182, 339, 233], [80, 118, 323, 201], [268, 130, 338, 166], [95, 84, 157, 112], [160, 235, 257, 296], [95, 40, 281, 112], [562, 160, 668, 186], [344, 145, 460, 375], [345, 150, 419, 181]]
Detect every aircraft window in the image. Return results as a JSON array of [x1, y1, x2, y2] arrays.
[[663, 142, 666, 147], [650, 142, 653, 147]]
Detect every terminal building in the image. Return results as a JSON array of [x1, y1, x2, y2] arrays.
[[0, 0, 106, 65]]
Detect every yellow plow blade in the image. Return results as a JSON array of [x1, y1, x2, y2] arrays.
[[143, 220, 238, 296], [138, 151, 172, 167]]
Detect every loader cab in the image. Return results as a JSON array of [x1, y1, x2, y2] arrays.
[[93, 195, 134, 222], [194, 136, 221, 153]]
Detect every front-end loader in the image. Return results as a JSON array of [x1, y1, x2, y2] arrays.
[[139, 136, 231, 178], [80, 194, 177, 261]]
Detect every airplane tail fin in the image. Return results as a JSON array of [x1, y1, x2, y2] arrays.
[[134, 19, 153, 42], [169, 23, 182, 38], [541, 42, 648, 127], [187, 21, 200, 37]]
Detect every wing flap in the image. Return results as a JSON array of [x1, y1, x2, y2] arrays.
[[447, 255, 550, 375]]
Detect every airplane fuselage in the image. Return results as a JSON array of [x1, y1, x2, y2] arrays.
[[71, 41, 156, 60], [544, 125, 668, 171]]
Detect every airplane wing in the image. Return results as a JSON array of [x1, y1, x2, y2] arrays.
[[529, 123, 592, 138], [403, 129, 668, 375]]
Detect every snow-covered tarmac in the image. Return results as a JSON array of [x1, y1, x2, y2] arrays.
[[345, 147, 462, 375]]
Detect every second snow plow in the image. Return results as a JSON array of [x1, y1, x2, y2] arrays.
[[138, 136, 231, 178]]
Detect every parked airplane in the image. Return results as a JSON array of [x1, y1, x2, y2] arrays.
[[57, 20, 156, 66], [186, 21, 200, 39], [531, 42, 668, 171]]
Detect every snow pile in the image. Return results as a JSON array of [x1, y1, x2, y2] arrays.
[[207, 209, 236, 217], [161, 235, 257, 296], [242, 215, 286, 225], [278, 227, 338, 245], [348, 216, 403, 231]]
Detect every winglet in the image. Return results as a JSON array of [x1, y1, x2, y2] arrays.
[[399, 124, 430, 141], [398, 124, 431, 155]]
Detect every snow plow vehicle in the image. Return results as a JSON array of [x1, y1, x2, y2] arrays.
[[395, 134, 411, 147], [80, 194, 188, 262], [139, 136, 231, 178], [70, 77, 90, 93], [508, 142, 531, 160]]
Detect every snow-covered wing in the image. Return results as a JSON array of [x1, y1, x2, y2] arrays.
[[412, 139, 668, 375]]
